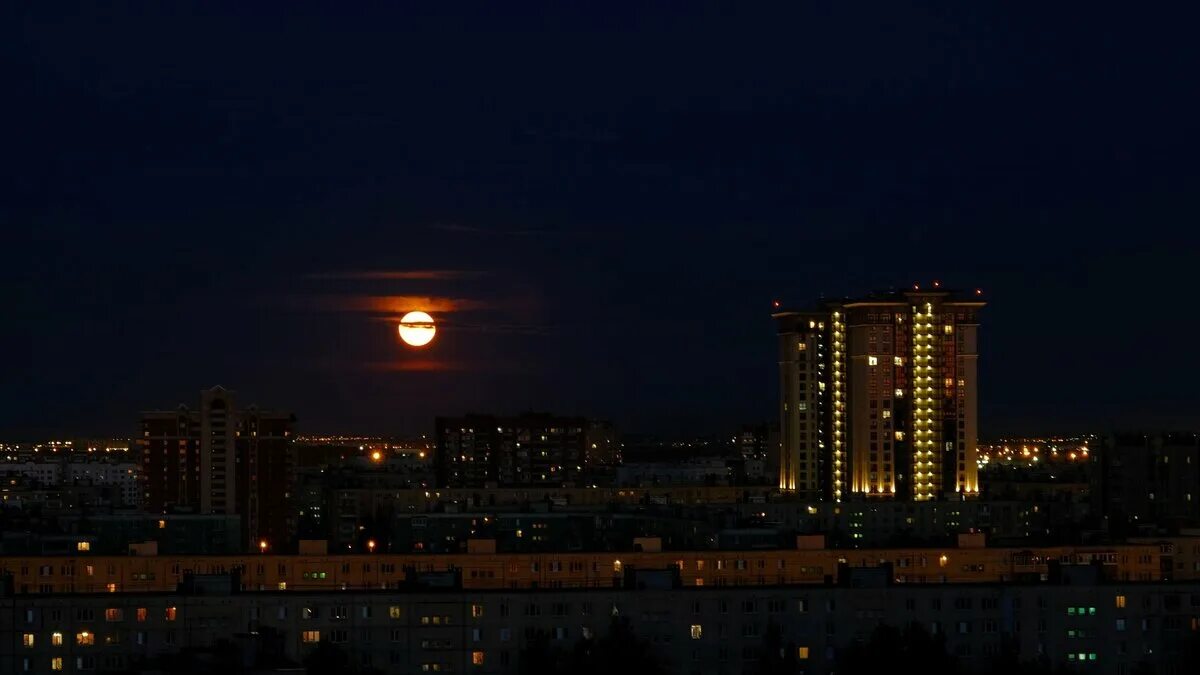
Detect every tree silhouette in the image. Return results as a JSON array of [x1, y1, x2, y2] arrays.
[[518, 629, 563, 675], [516, 616, 667, 675], [303, 640, 348, 675], [839, 623, 960, 675], [753, 621, 799, 675]]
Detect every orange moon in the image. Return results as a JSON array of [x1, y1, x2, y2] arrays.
[[398, 311, 436, 347]]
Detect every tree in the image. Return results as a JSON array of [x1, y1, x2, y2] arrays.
[[304, 640, 348, 675], [839, 622, 960, 675], [516, 616, 668, 675], [753, 621, 799, 675], [592, 615, 668, 675]]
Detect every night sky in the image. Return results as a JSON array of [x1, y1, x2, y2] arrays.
[[5, 4, 1199, 439]]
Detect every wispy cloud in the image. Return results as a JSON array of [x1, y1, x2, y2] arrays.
[[430, 223, 490, 234], [305, 270, 484, 281], [365, 359, 464, 372], [289, 295, 488, 313], [367, 315, 551, 335], [430, 223, 558, 237], [364, 357, 534, 374]]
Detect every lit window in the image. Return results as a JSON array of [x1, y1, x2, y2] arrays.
[[944, 325, 953, 334], [1115, 595, 1126, 608], [302, 630, 320, 644], [51, 632, 63, 646], [894, 431, 905, 441], [798, 647, 810, 660], [868, 356, 878, 366], [389, 606, 402, 619], [52, 658, 63, 672], [277, 582, 287, 590], [471, 604, 484, 618], [157, 520, 166, 529], [105, 609, 122, 622], [881, 410, 891, 419], [105, 583, 118, 593], [894, 388, 904, 398], [85, 565, 94, 576], [472, 651, 485, 666], [136, 608, 147, 622], [893, 356, 903, 366], [23, 633, 34, 648], [76, 631, 94, 646], [797, 342, 806, 352], [165, 607, 177, 622], [77, 541, 90, 552], [613, 560, 622, 573]]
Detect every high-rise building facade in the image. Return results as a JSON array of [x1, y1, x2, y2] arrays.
[[139, 386, 296, 548], [774, 287, 984, 502], [140, 407, 201, 511], [435, 413, 593, 488]]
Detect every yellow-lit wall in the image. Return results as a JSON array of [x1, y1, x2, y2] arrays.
[[0, 543, 1170, 595]]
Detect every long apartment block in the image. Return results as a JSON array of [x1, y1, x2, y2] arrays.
[[3, 576, 1199, 675], [6, 538, 1199, 596]]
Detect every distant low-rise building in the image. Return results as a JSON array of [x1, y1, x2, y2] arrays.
[[616, 458, 731, 486], [435, 413, 601, 488], [1091, 432, 1200, 532], [0, 459, 141, 508]]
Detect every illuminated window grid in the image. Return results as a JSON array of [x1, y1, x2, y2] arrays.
[[911, 303, 938, 501], [831, 312, 846, 502]]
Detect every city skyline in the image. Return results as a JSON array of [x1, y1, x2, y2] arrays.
[[6, 6, 1200, 675]]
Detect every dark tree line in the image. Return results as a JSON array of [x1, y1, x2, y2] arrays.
[[518, 615, 668, 675]]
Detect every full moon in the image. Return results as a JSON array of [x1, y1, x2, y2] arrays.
[[398, 311, 437, 347]]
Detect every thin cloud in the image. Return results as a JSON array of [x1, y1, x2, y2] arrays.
[[364, 358, 534, 374], [306, 270, 484, 281], [429, 223, 562, 237], [292, 295, 488, 313], [368, 315, 552, 336], [365, 359, 464, 372], [430, 223, 490, 234]]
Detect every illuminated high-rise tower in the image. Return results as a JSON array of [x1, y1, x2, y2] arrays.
[[774, 285, 984, 501]]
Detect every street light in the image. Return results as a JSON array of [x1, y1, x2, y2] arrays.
[[367, 539, 377, 553], [259, 540, 268, 554]]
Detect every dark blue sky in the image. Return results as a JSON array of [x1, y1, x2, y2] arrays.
[[4, 3, 1198, 438]]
